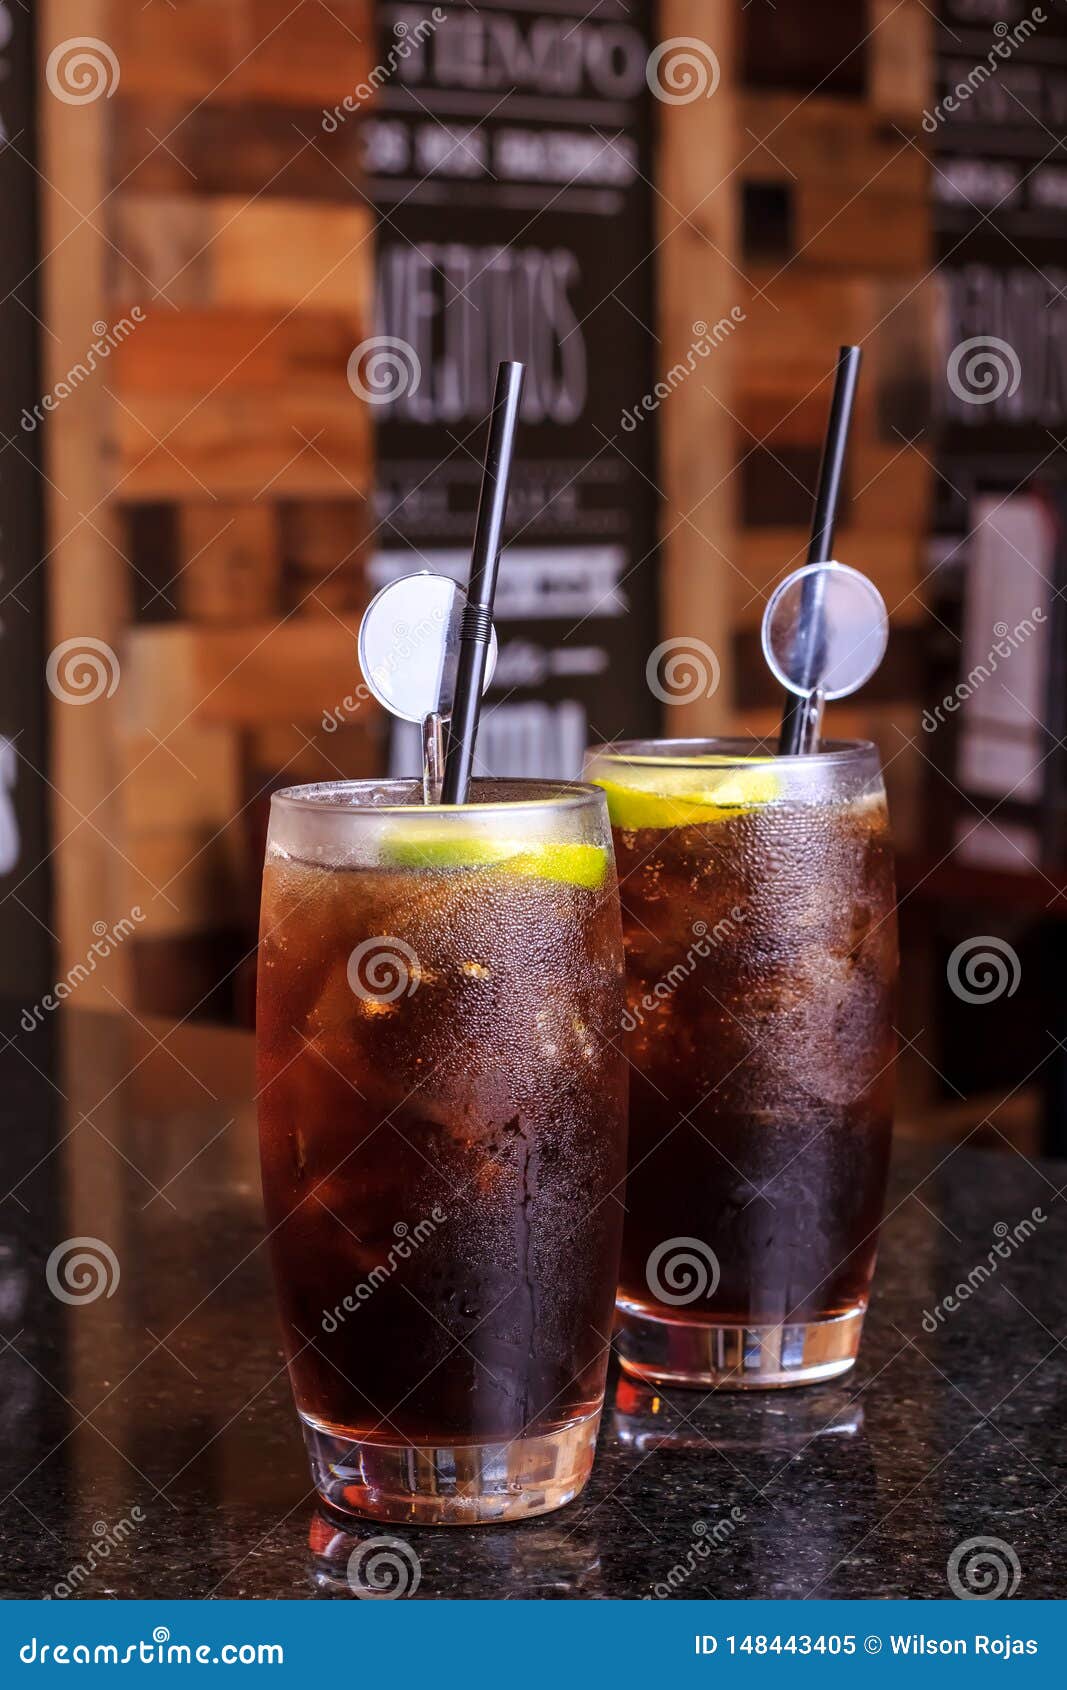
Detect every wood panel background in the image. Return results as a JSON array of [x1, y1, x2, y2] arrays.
[[41, 0, 379, 1020]]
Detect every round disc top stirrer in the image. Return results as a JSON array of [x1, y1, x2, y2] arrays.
[[762, 560, 888, 749], [357, 571, 498, 802]]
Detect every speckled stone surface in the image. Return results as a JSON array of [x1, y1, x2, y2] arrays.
[[0, 1009, 1063, 1600]]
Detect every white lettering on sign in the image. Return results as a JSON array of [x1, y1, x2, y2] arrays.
[[369, 546, 628, 621], [376, 242, 586, 423], [934, 159, 1020, 208], [388, 699, 588, 780], [495, 127, 637, 186], [391, 7, 647, 100], [939, 263, 1067, 424]]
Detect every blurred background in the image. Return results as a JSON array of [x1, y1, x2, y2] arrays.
[[1, 0, 1064, 1152]]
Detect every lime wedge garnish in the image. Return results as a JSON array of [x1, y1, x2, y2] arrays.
[[594, 764, 780, 830], [380, 832, 608, 889], [383, 835, 514, 871], [509, 842, 608, 889]]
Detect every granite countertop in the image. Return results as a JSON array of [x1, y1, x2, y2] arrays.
[[0, 1007, 1063, 1601]]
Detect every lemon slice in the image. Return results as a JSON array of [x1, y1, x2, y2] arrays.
[[595, 764, 780, 830], [380, 832, 608, 889]]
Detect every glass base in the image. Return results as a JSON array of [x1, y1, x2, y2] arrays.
[[615, 1303, 865, 1389], [301, 1410, 601, 1525]]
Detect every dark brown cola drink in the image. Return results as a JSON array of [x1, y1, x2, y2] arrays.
[[257, 778, 627, 1522], [586, 740, 897, 1389]]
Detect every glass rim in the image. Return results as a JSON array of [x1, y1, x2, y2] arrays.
[[585, 737, 878, 770], [270, 776, 607, 818]]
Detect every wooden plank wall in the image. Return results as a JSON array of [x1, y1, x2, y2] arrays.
[[657, 1, 934, 849], [656, 0, 738, 734], [41, 0, 378, 1020]]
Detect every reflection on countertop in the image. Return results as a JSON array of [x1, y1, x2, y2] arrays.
[[0, 1006, 1063, 1600]]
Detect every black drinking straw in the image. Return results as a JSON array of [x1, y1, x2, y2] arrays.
[[441, 360, 526, 805], [777, 345, 863, 755]]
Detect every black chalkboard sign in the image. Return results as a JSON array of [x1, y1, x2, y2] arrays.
[[0, 0, 52, 1003], [360, 0, 661, 776], [928, 0, 1067, 862]]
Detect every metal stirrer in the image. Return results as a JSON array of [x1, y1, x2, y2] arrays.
[[762, 560, 889, 726], [357, 570, 498, 803]]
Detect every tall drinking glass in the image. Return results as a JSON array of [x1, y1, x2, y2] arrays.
[[256, 779, 627, 1522], [584, 740, 897, 1389]]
